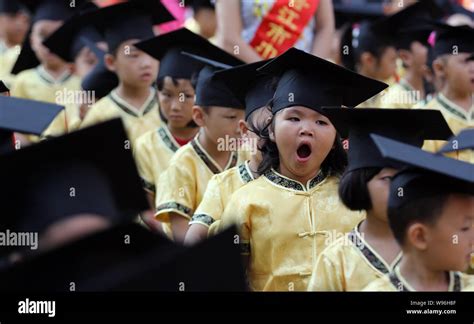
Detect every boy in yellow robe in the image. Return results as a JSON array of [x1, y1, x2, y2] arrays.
[[154, 52, 245, 242], [363, 136, 474, 291], [79, 1, 174, 146], [184, 59, 275, 245], [416, 23, 474, 153], [10, 0, 86, 141], [307, 108, 452, 291], [133, 28, 228, 202], [380, 1, 442, 109]]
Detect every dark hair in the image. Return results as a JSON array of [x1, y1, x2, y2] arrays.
[[340, 22, 394, 72], [157, 76, 180, 91], [256, 103, 347, 177], [338, 167, 382, 211], [387, 194, 448, 245]]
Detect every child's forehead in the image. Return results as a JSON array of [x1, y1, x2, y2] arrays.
[[434, 194, 474, 225], [161, 77, 193, 88], [278, 106, 326, 117]]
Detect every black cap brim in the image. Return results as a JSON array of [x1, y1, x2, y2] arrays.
[[0, 96, 63, 134], [371, 134, 474, 183], [257, 48, 388, 109], [438, 128, 474, 153]]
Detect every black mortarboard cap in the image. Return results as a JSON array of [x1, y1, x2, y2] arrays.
[[322, 108, 453, 172], [19, 0, 87, 23], [0, 0, 26, 13], [86, 0, 174, 53], [0, 119, 149, 239], [257, 47, 388, 113], [438, 128, 474, 154], [0, 96, 63, 153], [371, 134, 474, 210], [387, 0, 443, 49], [431, 22, 474, 58], [0, 223, 247, 292], [135, 28, 241, 81], [182, 51, 245, 109], [0, 222, 174, 289], [11, 0, 89, 74], [333, 3, 384, 29], [42, 2, 102, 62], [213, 59, 275, 120]]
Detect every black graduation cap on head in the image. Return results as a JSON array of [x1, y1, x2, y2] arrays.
[[86, 0, 174, 53], [438, 128, 474, 154], [19, 0, 88, 22], [11, 0, 89, 75], [0, 96, 63, 153], [0, 0, 26, 13], [42, 2, 102, 62], [0, 80, 9, 93], [256, 48, 388, 114], [0, 119, 149, 239], [322, 108, 453, 172], [0, 223, 247, 292], [0, 222, 174, 287], [80, 37, 119, 99], [182, 51, 245, 109], [213, 59, 276, 120], [431, 22, 474, 58], [371, 134, 474, 210], [333, 2, 384, 29], [135, 28, 241, 81], [387, 0, 443, 49]]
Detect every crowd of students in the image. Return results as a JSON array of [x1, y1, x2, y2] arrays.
[[0, 0, 472, 292]]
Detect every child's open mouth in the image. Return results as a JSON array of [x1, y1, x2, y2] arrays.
[[296, 143, 312, 162]]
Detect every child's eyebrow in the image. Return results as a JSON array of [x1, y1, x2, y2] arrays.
[[286, 108, 304, 116]]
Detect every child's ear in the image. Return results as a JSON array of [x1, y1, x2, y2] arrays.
[[239, 119, 249, 137], [407, 223, 430, 250], [360, 52, 375, 69], [432, 57, 446, 79], [192, 106, 206, 127], [398, 49, 412, 68], [104, 53, 116, 73]]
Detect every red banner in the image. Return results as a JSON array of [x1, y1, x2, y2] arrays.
[[250, 0, 319, 59]]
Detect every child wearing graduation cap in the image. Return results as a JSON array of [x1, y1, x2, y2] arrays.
[[382, 1, 443, 109], [10, 0, 85, 103], [79, 1, 174, 146], [218, 48, 388, 291], [154, 52, 246, 242], [339, 8, 403, 108], [132, 28, 225, 204], [439, 128, 474, 275], [184, 59, 276, 245], [0, 0, 29, 86], [339, 12, 398, 83], [363, 136, 474, 291], [306, 108, 453, 291], [36, 2, 104, 138], [416, 23, 474, 154]]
